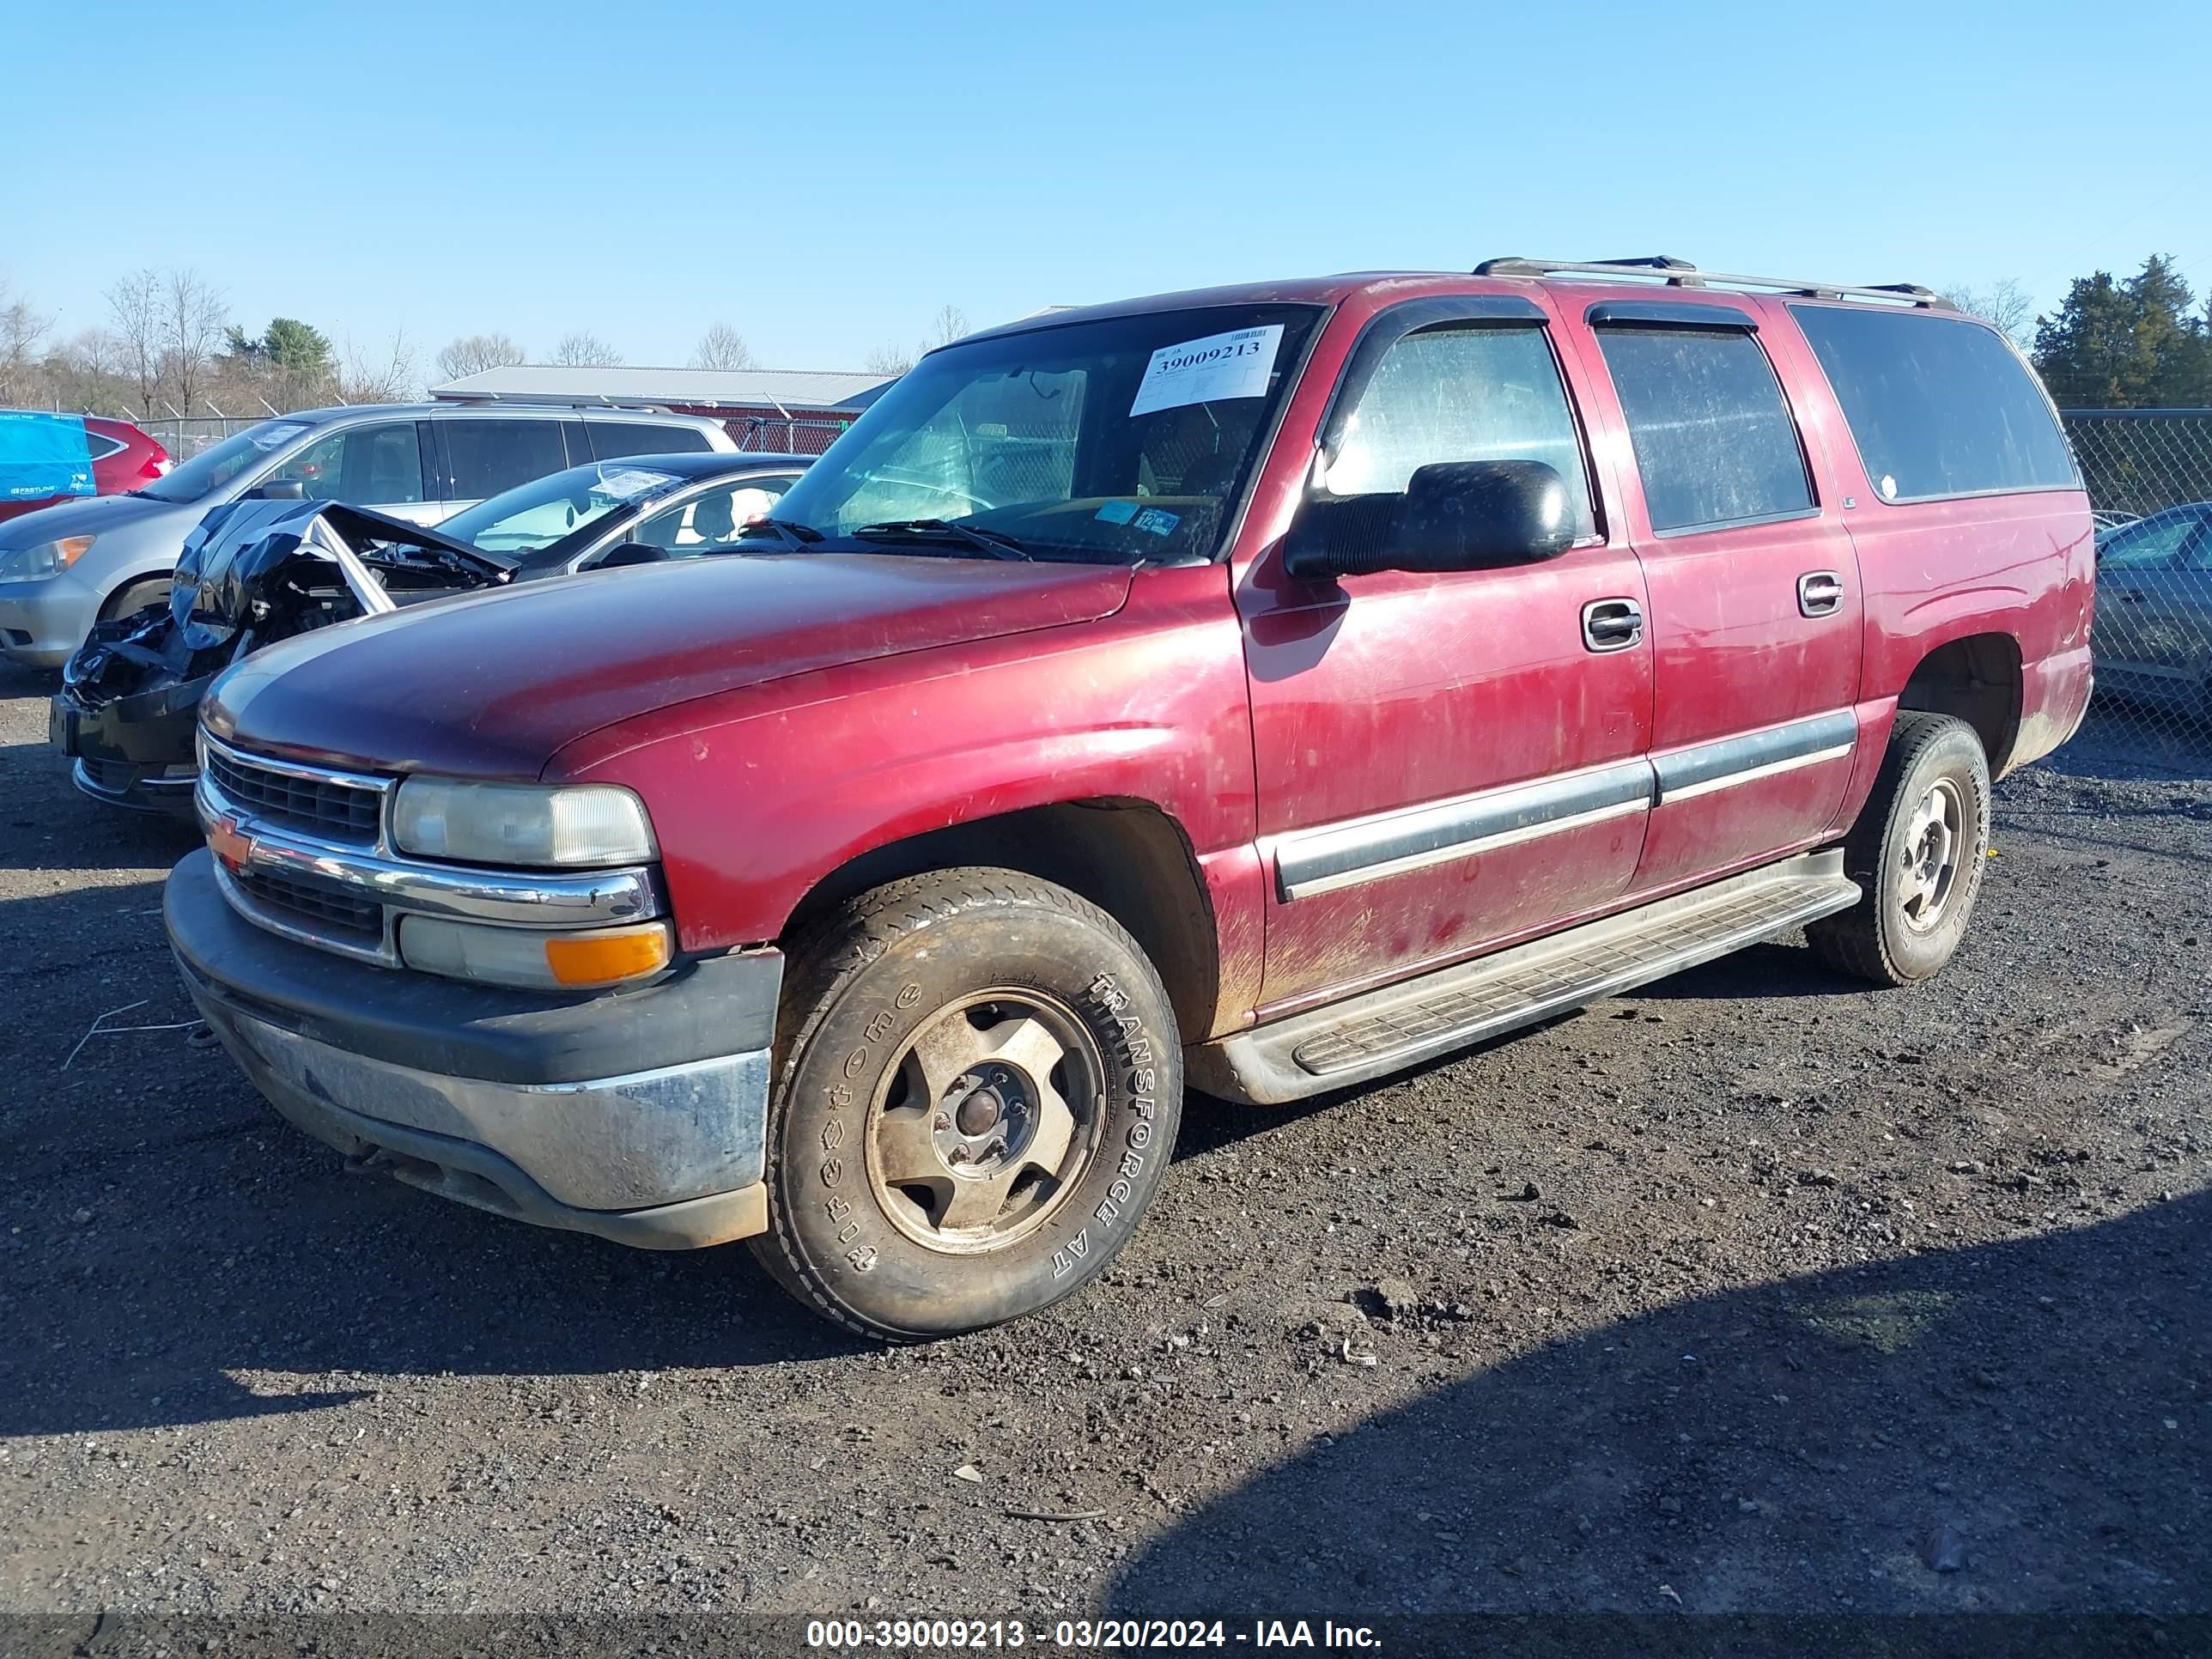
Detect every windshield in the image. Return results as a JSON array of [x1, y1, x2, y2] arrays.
[[135, 418, 319, 503], [437, 461, 687, 556], [763, 303, 1324, 564]]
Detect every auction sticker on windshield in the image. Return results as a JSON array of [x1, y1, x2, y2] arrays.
[[248, 422, 311, 451], [1128, 325, 1284, 416], [592, 468, 682, 501]]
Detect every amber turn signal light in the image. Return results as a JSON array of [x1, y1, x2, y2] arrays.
[[542, 924, 672, 988]]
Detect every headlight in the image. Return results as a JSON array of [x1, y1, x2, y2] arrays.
[[391, 778, 657, 866], [0, 536, 95, 582], [398, 916, 672, 990]]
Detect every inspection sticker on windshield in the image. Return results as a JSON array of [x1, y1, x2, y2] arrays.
[[1128, 324, 1283, 417], [592, 467, 681, 501], [1133, 507, 1180, 537], [248, 422, 310, 451]]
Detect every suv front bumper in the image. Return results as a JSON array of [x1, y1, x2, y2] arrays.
[[165, 848, 782, 1249]]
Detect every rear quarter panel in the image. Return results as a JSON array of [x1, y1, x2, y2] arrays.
[[1758, 303, 2094, 799], [1845, 490, 2094, 785]]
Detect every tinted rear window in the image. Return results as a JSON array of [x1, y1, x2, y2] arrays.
[[1595, 325, 1814, 533], [1788, 305, 2077, 503], [444, 418, 568, 500], [587, 421, 712, 459]]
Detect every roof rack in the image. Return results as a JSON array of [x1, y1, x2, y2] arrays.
[[1473, 255, 1954, 311], [431, 392, 683, 413]]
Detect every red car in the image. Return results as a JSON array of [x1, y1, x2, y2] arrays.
[[166, 257, 2094, 1339], [0, 415, 170, 523]]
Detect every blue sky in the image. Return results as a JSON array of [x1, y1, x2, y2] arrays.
[[5, 0, 2208, 376]]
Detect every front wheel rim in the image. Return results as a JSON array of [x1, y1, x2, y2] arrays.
[[865, 988, 1105, 1255], [1896, 776, 1966, 933]]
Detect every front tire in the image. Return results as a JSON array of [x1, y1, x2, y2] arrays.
[[751, 869, 1182, 1340], [1808, 712, 1991, 986]]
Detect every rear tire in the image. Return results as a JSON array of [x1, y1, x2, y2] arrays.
[[1808, 712, 1991, 987], [103, 576, 173, 623], [751, 869, 1182, 1340]]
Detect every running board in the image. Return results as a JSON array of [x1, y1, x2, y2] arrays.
[[1187, 850, 1859, 1105]]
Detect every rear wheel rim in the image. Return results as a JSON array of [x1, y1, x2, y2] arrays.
[[865, 988, 1105, 1255], [1897, 776, 1966, 933]]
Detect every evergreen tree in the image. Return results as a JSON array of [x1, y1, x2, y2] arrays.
[[2033, 255, 2212, 408]]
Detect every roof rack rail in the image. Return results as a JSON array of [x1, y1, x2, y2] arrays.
[[431, 392, 682, 413], [1473, 256, 1954, 311]]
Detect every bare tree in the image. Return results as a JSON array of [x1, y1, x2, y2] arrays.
[[435, 332, 526, 381], [689, 323, 756, 372], [106, 269, 163, 416], [1940, 278, 2034, 349], [927, 304, 969, 348], [50, 330, 123, 412], [160, 269, 229, 415], [0, 276, 52, 403], [337, 331, 419, 404], [551, 331, 623, 368], [863, 343, 916, 377]]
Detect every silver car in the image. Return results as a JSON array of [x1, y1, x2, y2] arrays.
[[2094, 501, 2212, 715], [0, 403, 737, 667]]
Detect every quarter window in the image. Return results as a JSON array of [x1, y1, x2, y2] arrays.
[[1323, 324, 1595, 538], [444, 419, 568, 501], [1789, 305, 2077, 502], [1595, 326, 1813, 533]]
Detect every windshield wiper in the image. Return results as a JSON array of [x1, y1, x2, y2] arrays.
[[738, 516, 825, 547], [851, 519, 1033, 561]]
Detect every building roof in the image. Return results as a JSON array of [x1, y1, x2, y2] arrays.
[[430, 364, 895, 411]]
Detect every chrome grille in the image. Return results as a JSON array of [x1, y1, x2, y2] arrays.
[[204, 747, 382, 843], [233, 869, 383, 940]]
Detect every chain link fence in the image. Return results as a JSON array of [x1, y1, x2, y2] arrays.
[[725, 416, 851, 457], [137, 415, 265, 461], [2060, 410, 2212, 774]]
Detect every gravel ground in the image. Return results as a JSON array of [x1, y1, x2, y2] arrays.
[[0, 660, 2204, 1638]]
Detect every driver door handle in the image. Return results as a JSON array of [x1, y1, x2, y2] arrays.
[[1582, 598, 1644, 653]]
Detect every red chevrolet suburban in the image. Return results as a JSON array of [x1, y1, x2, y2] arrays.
[[165, 257, 2094, 1339]]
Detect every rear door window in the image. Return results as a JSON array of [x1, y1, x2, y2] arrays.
[[1322, 322, 1596, 539], [1595, 325, 1814, 533], [586, 420, 713, 459], [1788, 305, 2077, 502], [442, 418, 569, 500]]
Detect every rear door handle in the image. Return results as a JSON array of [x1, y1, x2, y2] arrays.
[[1582, 598, 1644, 653], [1798, 571, 1845, 617]]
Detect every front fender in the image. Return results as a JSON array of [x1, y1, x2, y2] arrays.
[[553, 562, 1257, 956]]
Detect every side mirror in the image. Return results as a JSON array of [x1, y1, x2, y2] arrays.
[[594, 540, 669, 569], [249, 478, 306, 501], [1285, 459, 1576, 581]]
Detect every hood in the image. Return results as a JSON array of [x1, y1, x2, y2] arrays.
[[205, 552, 1133, 777], [0, 489, 188, 548]]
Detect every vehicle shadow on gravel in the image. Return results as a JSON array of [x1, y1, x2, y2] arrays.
[[0, 1156, 875, 1437], [1106, 1188, 2210, 1619]]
